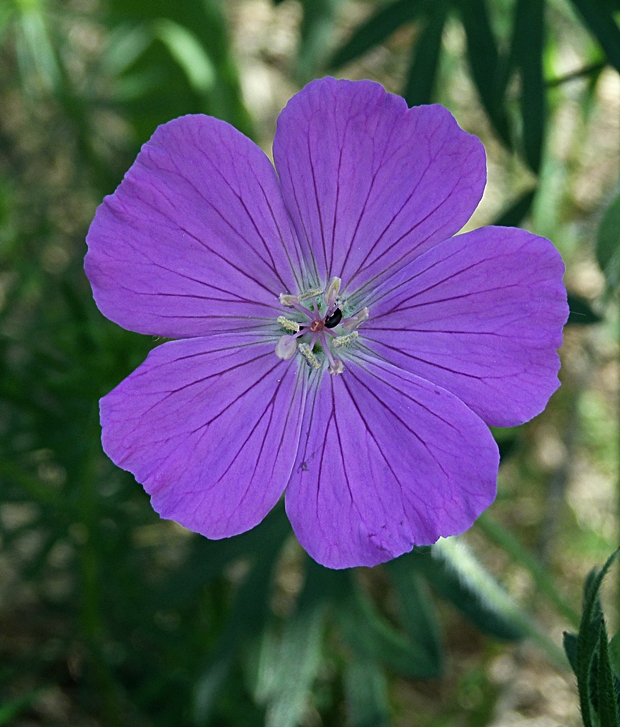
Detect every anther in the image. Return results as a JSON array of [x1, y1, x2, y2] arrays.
[[275, 335, 298, 360], [298, 287, 324, 302], [325, 277, 342, 307], [342, 307, 369, 331], [279, 293, 300, 307], [298, 342, 321, 369], [277, 316, 300, 333], [332, 331, 359, 349]]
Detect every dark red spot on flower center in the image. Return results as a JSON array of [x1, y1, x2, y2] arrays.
[[310, 320, 324, 333]]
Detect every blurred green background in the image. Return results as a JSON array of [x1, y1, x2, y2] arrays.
[[0, 0, 619, 725]]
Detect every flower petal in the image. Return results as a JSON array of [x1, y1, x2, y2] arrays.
[[363, 226, 568, 427], [86, 115, 304, 338], [285, 359, 498, 569], [273, 77, 485, 293], [101, 335, 306, 538]]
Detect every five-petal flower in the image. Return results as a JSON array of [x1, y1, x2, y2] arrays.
[[85, 77, 568, 569]]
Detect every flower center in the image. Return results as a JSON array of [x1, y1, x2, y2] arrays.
[[274, 277, 368, 375]]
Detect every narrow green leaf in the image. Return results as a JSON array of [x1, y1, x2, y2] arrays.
[[101, 24, 152, 77], [408, 545, 522, 641], [415, 539, 567, 666], [564, 631, 579, 674], [567, 293, 603, 326], [476, 513, 580, 628], [192, 521, 288, 725], [338, 573, 441, 678], [608, 626, 620, 676], [15, 8, 61, 94], [257, 559, 335, 727], [452, 0, 510, 146], [597, 192, 620, 290], [403, 0, 448, 106], [328, 0, 428, 70], [576, 550, 620, 727], [297, 0, 343, 82], [569, 0, 620, 74], [344, 658, 390, 727], [492, 189, 537, 227], [597, 619, 620, 727], [513, 0, 546, 173], [152, 19, 215, 93], [385, 556, 443, 672]]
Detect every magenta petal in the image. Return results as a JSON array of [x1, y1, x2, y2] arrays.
[[86, 115, 304, 338], [101, 335, 306, 538], [285, 358, 498, 569], [363, 226, 568, 427], [273, 77, 485, 291]]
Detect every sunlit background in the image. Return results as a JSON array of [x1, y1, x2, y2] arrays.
[[0, 0, 619, 725]]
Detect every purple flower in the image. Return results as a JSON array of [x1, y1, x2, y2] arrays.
[[85, 78, 567, 569]]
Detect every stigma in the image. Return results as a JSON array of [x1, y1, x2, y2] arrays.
[[274, 277, 368, 375]]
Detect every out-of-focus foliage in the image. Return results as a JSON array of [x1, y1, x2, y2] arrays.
[[0, 0, 618, 725]]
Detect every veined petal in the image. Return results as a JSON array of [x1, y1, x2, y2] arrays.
[[86, 115, 305, 338], [273, 77, 485, 293], [101, 334, 306, 538], [364, 227, 568, 427], [285, 358, 498, 569]]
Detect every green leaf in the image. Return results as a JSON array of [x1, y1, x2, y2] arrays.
[[412, 540, 567, 666], [192, 518, 290, 724], [296, 0, 343, 82], [477, 513, 580, 627], [403, 0, 448, 106], [513, 0, 546, 173], [492, 188, 537, 227], [408, 544, 523, 641], [597, 619, 620, 727], [328, 0, 428, 70], [338, 572, 441, 678], [567, 293, 603, 326], [152, 19, 215, 93], [385, 556, 443, 672], [608, 626, 620, 675], [15, 7, 61, 94], [564, 631, 579, 674], [452, 0, 510, 146], [597, 192, 620, 290], [569, 0, 620, 75], [256, 559, 335, 727], [576, 549, 620, 727], [344, 658, 390, 727]]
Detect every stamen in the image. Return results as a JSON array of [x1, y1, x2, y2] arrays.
[[277, 316, 300, 333], [342, 307, 369, 331], [298, 342, 321, 369], [332, 331, 359, 349], [298, 286, 324, 302], [279, 293, 299, 307], [275, 335, 298, 360], [325, 277, 342, 308], [329, 360, 345, 375]]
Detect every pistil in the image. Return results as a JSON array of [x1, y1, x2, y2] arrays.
[[275, 277, 368, 374]]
